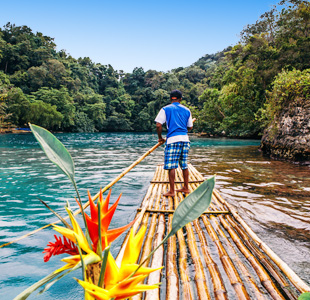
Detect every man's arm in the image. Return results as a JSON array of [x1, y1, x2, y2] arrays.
[[187, 117, 196, 131], [156, 122, 166, 143]]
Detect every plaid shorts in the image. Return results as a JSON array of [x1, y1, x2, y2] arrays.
[[164, 142, 190, 170]]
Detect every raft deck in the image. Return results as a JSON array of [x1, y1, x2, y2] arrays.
[[116, 164, 310, 300]]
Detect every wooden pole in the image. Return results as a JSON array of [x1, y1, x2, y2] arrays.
[[0, 141, 164, 249]]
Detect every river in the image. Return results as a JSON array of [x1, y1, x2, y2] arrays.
[[0, 132, 309, 299]]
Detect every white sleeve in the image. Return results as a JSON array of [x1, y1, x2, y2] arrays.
[[155, 109, 166, 124], [187, 112, 193, 127]]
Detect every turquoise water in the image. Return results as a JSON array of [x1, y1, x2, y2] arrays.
[[0, 133, 309, 299]]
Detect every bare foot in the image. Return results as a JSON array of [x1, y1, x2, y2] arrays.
[[176, 188, 191, 194], [163, 191, 175, 197]]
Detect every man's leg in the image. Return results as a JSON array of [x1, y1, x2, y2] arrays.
[[176, 168, 190, 194], [176, 142, 191, 194], [163, 168, 176, 197]]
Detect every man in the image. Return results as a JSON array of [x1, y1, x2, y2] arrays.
[[155, 89, 194, 197]]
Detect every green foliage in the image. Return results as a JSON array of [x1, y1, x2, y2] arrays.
[[258, 68, 310, 128], [1, 1, 310, 135], [27, 100, 63, 129]]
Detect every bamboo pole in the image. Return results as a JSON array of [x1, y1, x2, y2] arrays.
[[209, 215, 268, 300], [201, 214, 250, 300], [166, 189, 180, 300], [166, 169, 194, 300], [0, 141, 165, 249], [192, 220, 228, 300], [145, 196, 166, 300], [213, 188, 310, 294], [181, 168, 229, 300], [227, 216, 298, 300], [175, 168, 211, 300]]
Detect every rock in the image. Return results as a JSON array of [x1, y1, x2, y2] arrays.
[[260, 97, 310, 163]]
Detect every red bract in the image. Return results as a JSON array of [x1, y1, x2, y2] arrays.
[[43, 234, 79, 262]]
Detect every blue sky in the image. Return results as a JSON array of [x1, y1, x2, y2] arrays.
[[0, 0, 278, 72]]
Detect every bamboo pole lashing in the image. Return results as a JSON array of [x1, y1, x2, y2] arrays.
[[216, 212, 286, 300], [192, 219, 228, 300], [0, 141, 165, 249], [209, 215, 268, 300], [200, 214, 250, 300], [175, 168, 211, 300]]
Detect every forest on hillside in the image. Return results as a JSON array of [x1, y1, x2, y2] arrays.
[[0, 0, 309, 137]]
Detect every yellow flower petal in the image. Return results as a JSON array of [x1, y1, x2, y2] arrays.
[[119, 264, 163, 281], [77, 279, 110, 300], [122, 226, 146, 266], [104, 252, 120, 290]]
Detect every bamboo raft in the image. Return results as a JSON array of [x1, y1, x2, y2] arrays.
[[115, 163, 310, 300]]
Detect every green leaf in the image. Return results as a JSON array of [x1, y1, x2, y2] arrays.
[[167, 175, 215, 239], [13, 270, 63, 300], [98, 246, 110, 288], [30, 123, 92, 246], [29, 123, 75, 185], [299, 293, 310, 300]]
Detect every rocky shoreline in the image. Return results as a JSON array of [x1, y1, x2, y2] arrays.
[[260, 98, 310, 164]]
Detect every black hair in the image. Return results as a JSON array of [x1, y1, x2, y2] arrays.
[[170, 89, 182, 99]]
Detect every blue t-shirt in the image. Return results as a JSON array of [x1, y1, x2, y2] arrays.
[[162, 103, 191, 139]]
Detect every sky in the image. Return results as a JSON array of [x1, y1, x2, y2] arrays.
[[0, 0, 279, 73]]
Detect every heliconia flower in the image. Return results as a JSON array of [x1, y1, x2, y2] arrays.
[[77, 226, 162, 300], [77, 189, 136, 252]]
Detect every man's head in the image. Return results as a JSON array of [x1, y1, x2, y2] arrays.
[[170, 89, 182, 102]]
